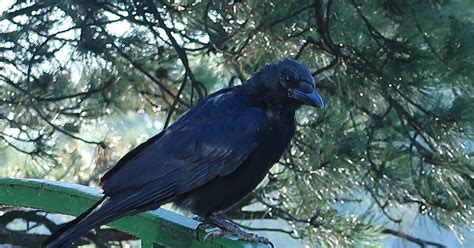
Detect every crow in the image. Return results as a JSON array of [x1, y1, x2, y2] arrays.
[[42, 59, 324, 247]]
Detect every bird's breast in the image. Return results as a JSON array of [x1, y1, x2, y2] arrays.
[[259, 110, 296, 164]]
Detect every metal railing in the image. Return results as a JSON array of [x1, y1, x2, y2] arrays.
[[0, 178, 269, 248]]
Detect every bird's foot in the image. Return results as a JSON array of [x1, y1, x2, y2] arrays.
[[229, 230, 274, 248], [196, 216, 274, 247], [195, 222, 215, 241], [203, 229, 237, 241]]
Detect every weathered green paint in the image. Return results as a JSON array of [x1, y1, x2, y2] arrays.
[[0, 178, 269, 248]]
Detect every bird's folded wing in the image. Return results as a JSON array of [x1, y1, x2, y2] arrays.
[[100, 103, 268, 201]]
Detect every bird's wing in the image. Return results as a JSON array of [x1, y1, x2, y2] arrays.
[[99, 131, 164, 187], [100, 91, 268, 201], [43, 90, 268, 247]]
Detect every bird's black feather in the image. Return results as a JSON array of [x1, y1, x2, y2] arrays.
[[42, 59, 324, 247]]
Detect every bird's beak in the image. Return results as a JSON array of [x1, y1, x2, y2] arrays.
[[288, 88, 324, 109]]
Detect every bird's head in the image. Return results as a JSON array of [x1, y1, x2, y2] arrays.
[[253, 59, 324, 109]]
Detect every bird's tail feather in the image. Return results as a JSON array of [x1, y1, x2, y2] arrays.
[[41, 197, 131, 248], [41, 181, 175, 247]]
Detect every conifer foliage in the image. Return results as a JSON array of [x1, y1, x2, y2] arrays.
[[0, 0, 472, 246]]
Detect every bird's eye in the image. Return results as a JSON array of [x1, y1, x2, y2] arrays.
[[281, 71, 294, 83]]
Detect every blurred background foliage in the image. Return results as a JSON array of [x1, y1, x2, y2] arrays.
[[0, 0, 473, 247]]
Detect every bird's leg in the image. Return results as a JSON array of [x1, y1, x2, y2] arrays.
[[196, 215, 274, 247]]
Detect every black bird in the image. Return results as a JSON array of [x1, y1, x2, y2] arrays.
[[42, 59, 324, 247]]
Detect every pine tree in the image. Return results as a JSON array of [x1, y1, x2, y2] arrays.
[[0, 0, 472, 246]]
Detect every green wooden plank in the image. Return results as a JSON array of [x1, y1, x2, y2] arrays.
[[0, 178, 269, 248]]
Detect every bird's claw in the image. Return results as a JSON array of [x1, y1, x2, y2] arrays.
[[203, 229, 274, 248], [203, 229, 235, 241], [195, 222, 214, 241], [236, 232, 274, 248], [195, 219, 274, 247]]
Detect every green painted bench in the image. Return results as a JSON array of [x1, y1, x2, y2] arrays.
[[0, 178, 269, 248]]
